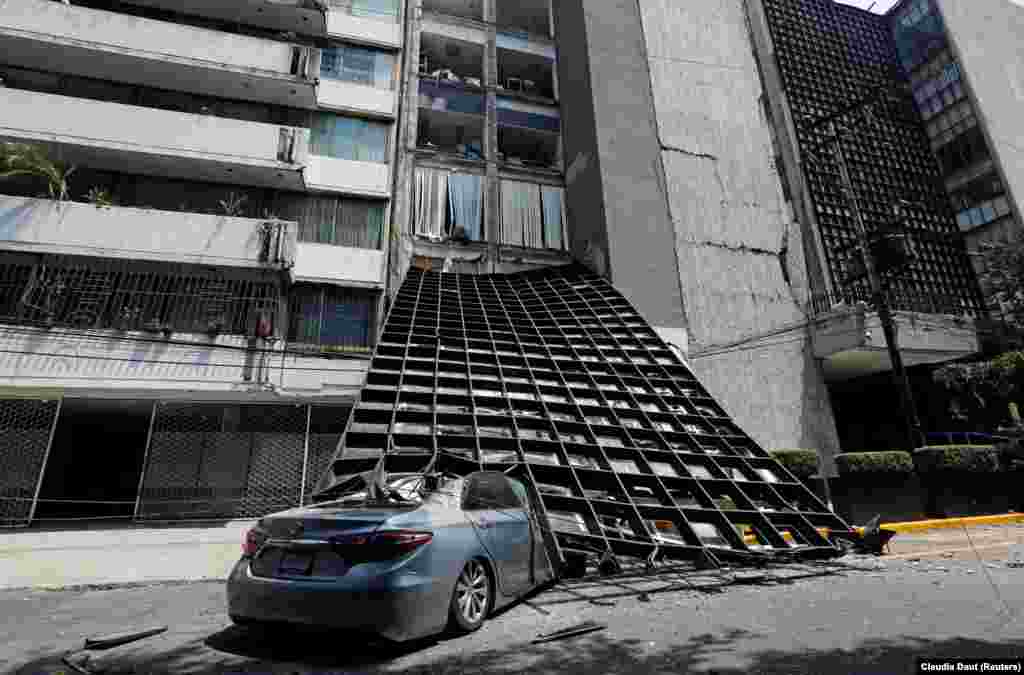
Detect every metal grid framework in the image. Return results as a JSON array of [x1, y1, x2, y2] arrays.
[[762, 0, 983, 316], [0, 252, 281, 336], [320, 265, 854, 568], [0, 398, 60, 528]]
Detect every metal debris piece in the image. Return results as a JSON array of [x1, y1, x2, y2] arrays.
[[1009, 544, 1024, 568], [84, 626, 168, 651], [532, 621, 607, 644]]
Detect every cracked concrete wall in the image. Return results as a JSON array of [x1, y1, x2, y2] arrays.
[[636, 0, 841, 468], [556, 0, 688, 340]]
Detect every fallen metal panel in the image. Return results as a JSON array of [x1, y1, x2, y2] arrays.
[[315, 264, 857, 572]]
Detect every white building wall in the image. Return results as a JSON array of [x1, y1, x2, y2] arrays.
[[637, 0, 841, 469]]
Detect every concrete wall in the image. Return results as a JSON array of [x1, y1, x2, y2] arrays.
[[560, 0, 842, 468], [304, 156, 392, 197], [327, 10, 403, 48], [118, 0, 327, 37], [556, 0, 687, 339], [0, 89, 298, 171], [293, 242, 386, 287], [318, 79, 398, 118], [0, 0, 296, 76], [0, 196, 295, 269], [937, 0, 1024, 240], [0, 326, 369, 399]]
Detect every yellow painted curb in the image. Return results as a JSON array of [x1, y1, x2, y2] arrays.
[[871, 512, 1024, 534], [740, 513, 1024, 544]]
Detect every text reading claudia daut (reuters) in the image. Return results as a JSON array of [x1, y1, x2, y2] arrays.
[[919, 660, 1023, 673]]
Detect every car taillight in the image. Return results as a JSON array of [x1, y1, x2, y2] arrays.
[[331, 530, 433, 562], [242, 527, 268, 557]]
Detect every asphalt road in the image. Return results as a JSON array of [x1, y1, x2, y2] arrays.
[[3, 541, 1024, 675]]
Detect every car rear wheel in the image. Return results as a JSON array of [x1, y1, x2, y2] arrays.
[[448, 558, 491, 633]]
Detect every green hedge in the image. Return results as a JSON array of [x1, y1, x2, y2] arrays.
[[769, 449, 819, 479], [835, 451, 914, 475], [912, 445, 1001, 474]]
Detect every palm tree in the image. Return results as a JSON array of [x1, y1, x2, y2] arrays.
[[0, 142, 77, 201]]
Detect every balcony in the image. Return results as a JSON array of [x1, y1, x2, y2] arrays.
[[421, 0, 483, 23], [495, 0, 552, 39], [417, 76, 485, 160], [117, 0, 401, 47], [0, 196, 295, 270], [497, 98, 562, 171], [0, 0, 320, 109], [293, 243, 386, 287], [807, 292, 980, 381], [496, 44, 557, 102], [0, 88, 309, 190], [325, 0, 403, 48]]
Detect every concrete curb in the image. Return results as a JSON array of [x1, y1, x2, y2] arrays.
[[866, 512, 1024, 534], [741, 512, 1024, 545]]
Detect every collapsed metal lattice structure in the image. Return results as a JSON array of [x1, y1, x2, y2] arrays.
[[315, 264, 857, 571]]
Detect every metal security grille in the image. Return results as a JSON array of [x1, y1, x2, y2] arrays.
[[321, 265, 857, 571], [0, 398, 60, 528], [0, 252, 281, 336], [137, 403, 308, 520]]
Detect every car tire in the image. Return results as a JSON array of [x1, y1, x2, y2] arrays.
[[448, 558, 492, 633]]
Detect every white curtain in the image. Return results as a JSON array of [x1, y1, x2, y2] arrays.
[[414, 168, 448, 239], [541, 186, 565, 250], [501, 180, 542, 248], [447, 173, 483, 241]]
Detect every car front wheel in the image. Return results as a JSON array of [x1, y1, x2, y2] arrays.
[[448, 558, 491, 633]]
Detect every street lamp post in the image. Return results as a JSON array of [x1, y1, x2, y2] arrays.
[[826, 119, 925, 451]]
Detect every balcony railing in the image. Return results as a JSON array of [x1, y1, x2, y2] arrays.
[[0, 196, 296, 270], [0, 252, 282, 337], [807, 288, 983, 318]]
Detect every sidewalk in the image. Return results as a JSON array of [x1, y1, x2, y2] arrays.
[[0, 520, 256, 590], [3, 514, 1022, 590]]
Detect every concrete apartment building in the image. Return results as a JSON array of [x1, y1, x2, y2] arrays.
[[1, 0, 1020, 527]]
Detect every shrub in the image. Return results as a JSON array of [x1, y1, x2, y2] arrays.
[[834, 451, 914, 475], [769, 449, 819, 479], [912, 445, 1001, 474]]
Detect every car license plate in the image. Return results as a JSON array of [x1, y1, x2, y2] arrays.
[[279, 552, 312, 576]]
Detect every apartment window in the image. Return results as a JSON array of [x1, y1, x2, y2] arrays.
[[935, 126, 991, 175], [499, 181, 565, 250], [951, 172, 1012, 230], [288, 284, 375, 353], [413, 168, 483, 241], [275, 195, 385, 249], [309, 113, 390, 162], [327, 0, 399, 21], [320, 45, 396, 89]]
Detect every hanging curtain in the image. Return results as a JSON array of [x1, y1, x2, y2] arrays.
[[541, 186, 565, 250], [501, 181, 542, 248], [447, 173, 483, 241], [309, 113, 389, 163], [414, 168, 448, 239], [277, 195, 385, 249]]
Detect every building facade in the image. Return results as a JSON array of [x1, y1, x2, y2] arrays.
[[3, 0, 1018, 527], [0, 0, 405, 525]]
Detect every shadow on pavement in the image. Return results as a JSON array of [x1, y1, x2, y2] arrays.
[[12, 624, 1024, 675]]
